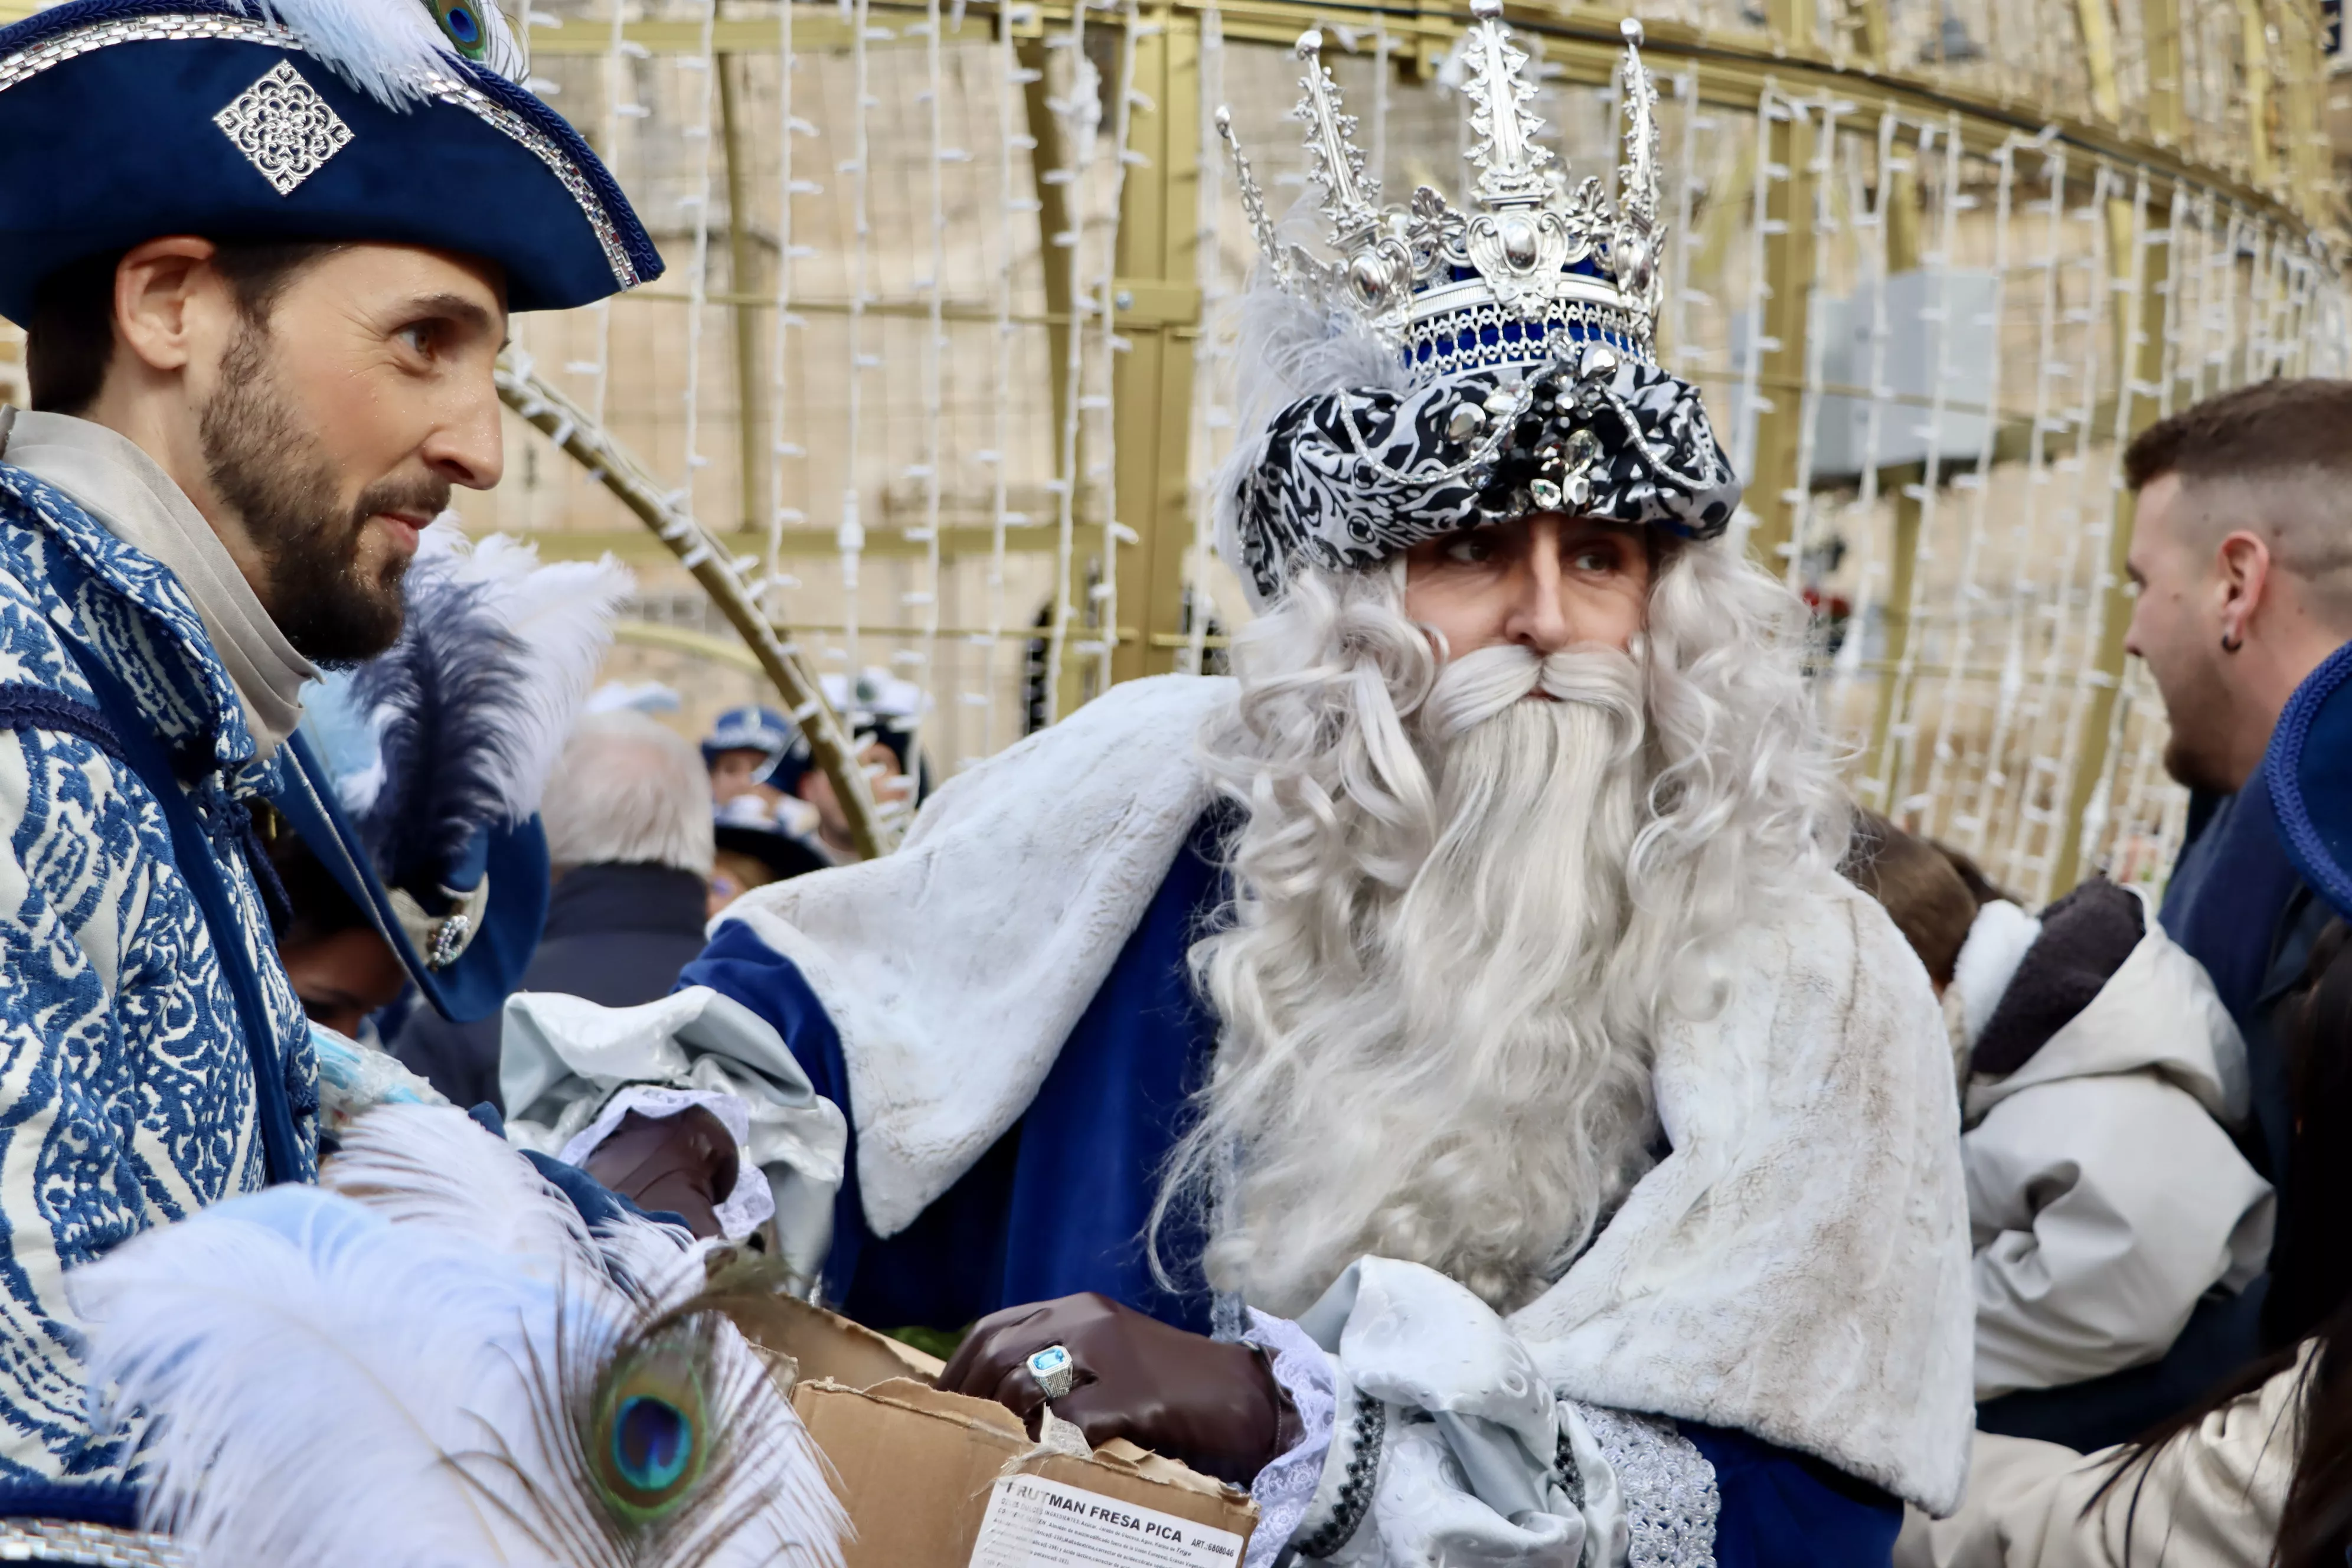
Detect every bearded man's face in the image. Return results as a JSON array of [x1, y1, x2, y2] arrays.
[[192, 243, 508, 664], [1178, 551, 1667, 1317]]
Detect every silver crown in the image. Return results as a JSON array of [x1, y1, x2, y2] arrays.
[[1219, 2, 1665, 375]]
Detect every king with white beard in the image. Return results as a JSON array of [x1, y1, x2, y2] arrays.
[[675, 11, 1972, 1564]]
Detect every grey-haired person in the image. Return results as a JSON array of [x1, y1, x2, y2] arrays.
[[646, 11, 1975, 1565]]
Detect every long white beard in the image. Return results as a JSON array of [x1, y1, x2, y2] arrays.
[[1190, 643, 1663, 1317]]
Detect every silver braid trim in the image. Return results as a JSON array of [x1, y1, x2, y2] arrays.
[[0, 1521, 190, 1567], [1573, 1405, 1719, 1568]]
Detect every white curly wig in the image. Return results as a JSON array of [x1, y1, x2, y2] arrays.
[[1153, 537, 1848, 1316]]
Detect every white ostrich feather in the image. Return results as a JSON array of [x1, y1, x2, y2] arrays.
[[227, 0, 488, 109], [71, 1187, 575, 1566], [320, 1102, 598, 1278], [70, 1107, 846, 1568], [325, 1106, 721, 1302]]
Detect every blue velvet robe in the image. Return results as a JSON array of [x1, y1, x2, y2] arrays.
[[681, 810, 1903, 1565]]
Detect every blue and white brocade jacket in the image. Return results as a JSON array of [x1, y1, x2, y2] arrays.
[[0, 460, 316, 1492]]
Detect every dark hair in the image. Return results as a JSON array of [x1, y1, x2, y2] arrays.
[[2095, 917, 2352, 1564], [2268, 920, 2352, 1350], [1840, 809, 1981, 989], [264, 827, 372, 949], [25, 240, 342, 417], [1932, 840, 2018, 909], [2122, 378, 2352, 494]]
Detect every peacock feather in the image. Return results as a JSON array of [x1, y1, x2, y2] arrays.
[[67, 1105, 844, 1568], [416, 0, 489, 58]]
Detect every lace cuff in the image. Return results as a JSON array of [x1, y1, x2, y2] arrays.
[[1242, 1310, 1337, 1568]]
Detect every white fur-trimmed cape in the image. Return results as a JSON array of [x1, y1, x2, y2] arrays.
[[713, 674, 1974, 1514]]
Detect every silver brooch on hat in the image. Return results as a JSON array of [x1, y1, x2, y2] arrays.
[[214, 59, 354, 196]]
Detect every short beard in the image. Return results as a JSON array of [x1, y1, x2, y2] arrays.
[[1172, 615, 1662, 1317], [2161, 735, 2236, 796], [200, 318, 433, 663], [2153, 656, 2242, 795]]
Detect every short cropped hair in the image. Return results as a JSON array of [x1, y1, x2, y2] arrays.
[[2122, 379, 2352, 609], [1841, 810, 1982, 989], [540, 711, 716, 878], [2124, 379, 2352, 492], [25, 240, 341, 417]]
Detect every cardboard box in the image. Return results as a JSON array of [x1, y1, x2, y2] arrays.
[[736, 1293, 1259, 1568]]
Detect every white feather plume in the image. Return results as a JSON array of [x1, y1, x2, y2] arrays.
[[297, 668, 389, 816], [320, 1102, 598, 1278], [71, 1188, 576, 1566], [1209, 197, 1406, 603], [70, 1106, 845, 1568], [324, 1106, 725, 1301], [228, 0, 463, 109]]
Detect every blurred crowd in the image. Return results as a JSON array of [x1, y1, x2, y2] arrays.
[[216, 387, 2352, 1568], [314, 383, 2352, 1567]]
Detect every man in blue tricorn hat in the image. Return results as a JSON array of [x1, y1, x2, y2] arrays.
[[0, 0, 658, 1537]]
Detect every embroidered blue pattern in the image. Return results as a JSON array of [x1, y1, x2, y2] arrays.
[[0, 462, 316, 1484]]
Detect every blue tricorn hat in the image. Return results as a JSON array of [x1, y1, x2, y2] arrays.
[[272, 728, 549, 1023], [0, 0, 661, 324], [2265, 639, 2352, 921], [273, 524, 630, 1023]]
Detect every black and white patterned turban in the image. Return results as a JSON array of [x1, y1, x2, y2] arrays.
[[1228, 344, 1742, 610]]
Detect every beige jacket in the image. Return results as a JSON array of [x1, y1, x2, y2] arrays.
[[1897, 1343, 2311, 1568]]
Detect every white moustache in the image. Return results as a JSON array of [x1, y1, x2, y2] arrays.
[[1422, 642, 1647, 742]]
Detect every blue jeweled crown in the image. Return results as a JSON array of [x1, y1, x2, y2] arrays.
[[1219, 0, 1664, 383]]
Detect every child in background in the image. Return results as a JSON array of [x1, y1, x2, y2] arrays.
[[1843, 813, 1984, 995], [1842, 814, 1987, 1084], [1845, 813, 2273, 1453]]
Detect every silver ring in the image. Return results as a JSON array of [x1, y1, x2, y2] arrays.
[[1026, 1343, 1077, 1401]]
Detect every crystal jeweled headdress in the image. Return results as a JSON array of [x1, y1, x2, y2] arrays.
[[1212, 2, 1741, 612], [1221, 0, 1664, 381]]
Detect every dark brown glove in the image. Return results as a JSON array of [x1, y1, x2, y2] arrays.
[[580, 1107, 741, 1239], [937, 1292, 1302, 1485]]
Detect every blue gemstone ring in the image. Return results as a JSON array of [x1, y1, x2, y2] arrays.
[[1026, 1343, 1077, 1402]]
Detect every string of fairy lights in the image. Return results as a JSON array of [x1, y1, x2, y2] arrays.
[[497, 0, 2345, 891]]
